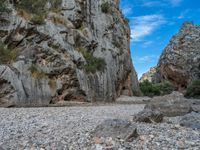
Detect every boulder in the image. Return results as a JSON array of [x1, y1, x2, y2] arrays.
[[133, 109, 163, 123], [145, 92, 192, 117], [180, 112, 200, 129], [91, 119, 138, 141]]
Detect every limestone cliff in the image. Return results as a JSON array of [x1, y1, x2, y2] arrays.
[[150, 22, 200, 89], [0, 0, 139, 106], [139, 67, 157, 83]]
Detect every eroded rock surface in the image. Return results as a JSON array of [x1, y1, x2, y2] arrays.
[[139, 67, 157, 83], [145, 92, 192, 117], [156, 22, 200, 89], [144, 92, 200, 117], [0, 0, 139, 106], [141, 22, 200, 90], [91, 119, 138, 141], [133, 109, 163, 123], [180, 112, 200, 129]]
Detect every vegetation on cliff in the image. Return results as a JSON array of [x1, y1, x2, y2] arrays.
[[16, 0, 62, 24], [0, 0, 10, 13], [0, 42, 18, 64], [80, 49, 106, 74]]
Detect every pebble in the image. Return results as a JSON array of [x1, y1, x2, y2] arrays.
[[0, 104, 199, 149]]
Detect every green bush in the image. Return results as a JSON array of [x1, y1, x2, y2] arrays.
[[140, 80, 160, 97], [16, 0, 46, 15], [185, 79, 200, 98], [101, 2, 110, 13], [156, 81, 174, 95], [0, 0, 10, 13], [84, 58, 106, 73], [30, 14, 46, 25], [139, 80, 174, 97], [0, 42, 18, 64], [79, 48, 106, 73]]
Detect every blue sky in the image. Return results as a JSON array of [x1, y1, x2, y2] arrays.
[[120, 0, 200, 78]]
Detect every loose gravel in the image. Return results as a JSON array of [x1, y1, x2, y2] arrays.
[[0, 104, 199, 150], [0, 104, 143, 150]]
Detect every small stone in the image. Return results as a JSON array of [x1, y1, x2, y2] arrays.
[[93, 137, 103, 144], [105, 137, 116, 147], [95, 144, 103, 150]]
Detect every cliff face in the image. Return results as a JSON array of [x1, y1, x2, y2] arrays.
[[0, 0, 139, 106], [155, 22, 200, 89], [139, 67, 157, 83]]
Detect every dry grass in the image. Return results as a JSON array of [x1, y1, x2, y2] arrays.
[[48, 79, 57, 89], [50, 13, 72, 27], [17, 9, 32, 20]]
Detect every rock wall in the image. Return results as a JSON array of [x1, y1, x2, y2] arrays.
[[139, 67, 157, 83], [0, 0, 139, 106], [155, 22, 200, 89]]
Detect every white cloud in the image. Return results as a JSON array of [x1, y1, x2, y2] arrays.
[[134, 55, 159, 64], [178, 9, 190, 19], [169, 0, 183, 6], [142, 41, 154, 47], [122, 6, 133, 16], [130, 14, 166, 41], [142, 1, 165, 7], [140, 0, 183, 7]]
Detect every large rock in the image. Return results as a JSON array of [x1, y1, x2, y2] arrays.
[[180, 112, 200, 129], [133, 109, 163, 123], [145, 92, 193, 117], [155, 22, 200, 90], [0, 0, 139, 106], [91, 119, 138, 141]]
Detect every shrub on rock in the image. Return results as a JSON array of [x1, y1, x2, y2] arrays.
[[185, 79, 200, 98], [101, 2, 110, 13], [0, 42, 18, 64], [0, 0, 10, 13]]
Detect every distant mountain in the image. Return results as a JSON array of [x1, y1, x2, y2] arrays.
[[139, 67, 157, 83]]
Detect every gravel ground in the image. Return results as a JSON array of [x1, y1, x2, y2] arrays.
[[0, 104, 199, 150], [0, 104, 144, 150]]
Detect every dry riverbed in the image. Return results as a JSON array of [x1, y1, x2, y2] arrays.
[[0, 104, 199, 150]]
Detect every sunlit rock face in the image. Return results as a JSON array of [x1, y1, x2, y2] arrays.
[[0, 0, 139, 106], [156, 22, 200, 90], [139, 67, 157, 83]]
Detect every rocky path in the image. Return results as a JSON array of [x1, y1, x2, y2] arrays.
[[0, 104, 200, 150]]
